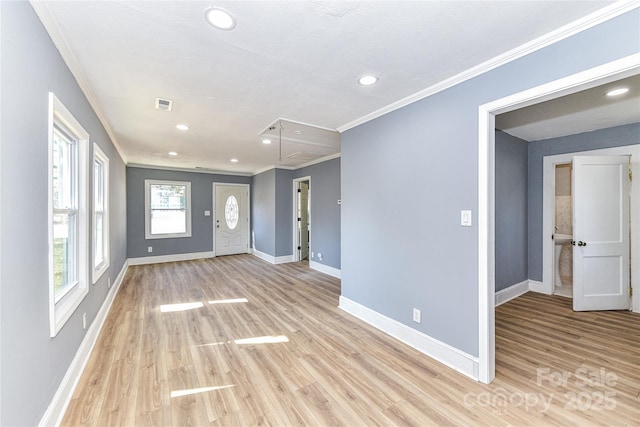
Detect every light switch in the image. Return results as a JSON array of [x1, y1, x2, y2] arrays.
[[461, 210, 472, 227], [204, 210, 211, 216]]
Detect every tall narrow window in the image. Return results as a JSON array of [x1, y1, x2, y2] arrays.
[[93, 143, 109, 282], [145, 180, 192, 239], [49, 93, 89, 337]]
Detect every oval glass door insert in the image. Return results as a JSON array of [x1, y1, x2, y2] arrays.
[[225, 195, 239, 229]]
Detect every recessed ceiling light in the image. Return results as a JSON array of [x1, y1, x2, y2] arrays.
[[230, 158, 238, 163], [262, 138, 272, 144], [205, 7, 236, 30], [168, 151, 178, 156], [606, 87, 629, 97], [358, 75, 379, 86], [176, 124, 189, 131]]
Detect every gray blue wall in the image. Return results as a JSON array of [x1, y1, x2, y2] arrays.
[[495, 131, 529, 291], [251, 169, 276, 255], [0, 2, 127, 425], [127, 167, 250, 258], [275, 169, 294, 256], [527, 122, 640, 281], [341, 9, 639, 357], [251, 157, 341, 270], [295, 158, 341, 269]]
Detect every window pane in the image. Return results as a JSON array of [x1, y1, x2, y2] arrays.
[[150, 184, 186, 209], [94, 212, 104, 266], [53, 212, 77, 297], [151, 209, 187, 234], [94, 160, 103, 211], [53, 128, 74, 210]]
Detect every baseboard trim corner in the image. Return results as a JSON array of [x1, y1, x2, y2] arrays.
[[527, 279, 549, 294], [338, 295, 478, 381], [39, 259, 129, 427], [495, 280, 530, 306], [309, 260, 341, 279], [250, 248, 294, 264]]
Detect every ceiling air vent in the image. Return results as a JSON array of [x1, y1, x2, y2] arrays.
[[286, 151, 322, 161], [155, 98, 173, 112]]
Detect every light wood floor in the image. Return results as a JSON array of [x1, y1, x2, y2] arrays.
[[63, 255, 640, 426]]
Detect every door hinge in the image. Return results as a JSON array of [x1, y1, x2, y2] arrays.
[[630, 286, 633, 297], [629, 169, 633, 182]]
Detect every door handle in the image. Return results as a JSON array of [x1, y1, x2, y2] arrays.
[[578, 241, 587, 247]]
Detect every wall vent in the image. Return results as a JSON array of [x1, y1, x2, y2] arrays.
[[155, 98, 173, 112]]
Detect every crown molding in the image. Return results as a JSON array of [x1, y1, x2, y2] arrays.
[[337, 1, 640, 133], [30, 1, 128, 164], [127, 163, 252, 177]]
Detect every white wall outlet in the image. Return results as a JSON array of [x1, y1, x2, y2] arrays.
[[461, 210, 472, 227], [317, 252, 323, 260], [147, 246, 153, 253], [82, 312, 87, 330], [311, 252, 314, 258], [412, 308, 421, 323], [204, 210, 211, 216], [108, 277, 111, 288]]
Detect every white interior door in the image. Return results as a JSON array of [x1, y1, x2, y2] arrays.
[[573, 155, 630, 311], [299, 182, 310, 260], [215, 184, 248, 256]]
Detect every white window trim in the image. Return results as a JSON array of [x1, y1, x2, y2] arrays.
[[48, 93, 89, 337], [92, 143, 109, 283], [144, 179, 192, 239]]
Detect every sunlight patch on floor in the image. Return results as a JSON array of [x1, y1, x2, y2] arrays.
[[160, 301, 204, 312], [208, 298, 249, 304], [170, 385, 236, 398]]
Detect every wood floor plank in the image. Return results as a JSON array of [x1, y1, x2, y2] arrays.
[[62, 256, 640, 426]]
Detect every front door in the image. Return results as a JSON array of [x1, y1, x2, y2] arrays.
[[573, 155, 630, 311], [215, 184, 249, 256]]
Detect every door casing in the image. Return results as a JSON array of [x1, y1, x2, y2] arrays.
[[540, 147, 639, 300], [212, 183, 250, 256], [478, 53, 640, 384], [292, 176, 311, 262]]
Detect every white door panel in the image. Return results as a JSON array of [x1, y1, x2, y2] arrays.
[[215, 185, 248, 256], [573, 155, 630, 311]]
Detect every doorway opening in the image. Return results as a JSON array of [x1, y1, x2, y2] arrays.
[[553, 162, 573, 298], [541, 147, 638, 304], [478, 54, 640, 384], [293, 176, 311, 262]]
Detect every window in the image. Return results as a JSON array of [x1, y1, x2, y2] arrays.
[[49, 93, 89, 337], [93, 143, 109, 282], [145, 180, 192, 239]]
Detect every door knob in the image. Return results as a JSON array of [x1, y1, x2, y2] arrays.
[[578, 241, 587, 247]]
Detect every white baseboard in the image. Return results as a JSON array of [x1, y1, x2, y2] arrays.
[[128, 251, 214, 265], [495, 280, 530, 306], [527, 279, 548, 294], [338, 296, 479, 381], [39, 260, 129, 427], [250, 248, 294, 264], [309, 260, 341, 279]]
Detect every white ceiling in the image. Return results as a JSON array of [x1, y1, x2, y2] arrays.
[[497, 74, 640, 141], [34, 1, 618, 174]]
